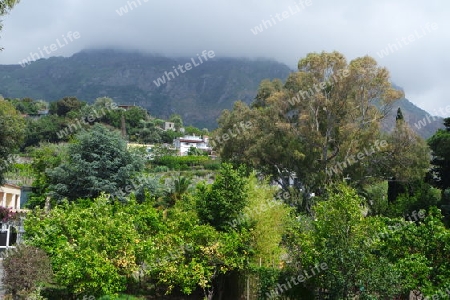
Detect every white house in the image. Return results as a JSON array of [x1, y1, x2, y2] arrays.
[[173, 135, 211, 156]]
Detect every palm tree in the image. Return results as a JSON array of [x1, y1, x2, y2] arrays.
[[166, 174, 191, 207]]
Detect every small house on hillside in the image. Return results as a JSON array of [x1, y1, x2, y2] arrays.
[[163, 122, 176, 131], [26, 109, 49, 120], [173, 135, 211, 156]]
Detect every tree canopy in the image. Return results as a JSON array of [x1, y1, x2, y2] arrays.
[[428, 117, 450, 192], [213, 51, 404, 200], [47, 124, 144, 201], [0, 98, 25, 184]]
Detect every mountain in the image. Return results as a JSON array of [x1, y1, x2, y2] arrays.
[[0, 49, 291, 129], [382, 97, 445, 139], [0, 49, 444, 137]]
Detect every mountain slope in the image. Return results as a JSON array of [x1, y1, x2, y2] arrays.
[[383, 98, 444, 139], [0, 49, 444, 137], [0, 49, 291, 128]]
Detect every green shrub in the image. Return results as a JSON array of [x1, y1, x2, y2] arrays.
[[153, 165, 169, 173], [2, 244, 53, 299], [154, 156, 209, 170], [203, 160, 221, 170], [252, 267, 281, 300]]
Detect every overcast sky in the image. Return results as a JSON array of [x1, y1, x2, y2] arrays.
[[0, 0, 448, 116]]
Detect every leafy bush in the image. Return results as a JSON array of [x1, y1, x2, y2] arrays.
[[154, 155, 209, 170], [362, 181, 389, 216], [252, 267, 281, 300], [152, 165, 169, 173], [202, 159, 221, 170], [2, 244, 53, 299], [24, 196, 146, 296], [196, 163, 248, 231], [388, 181, 441, 218]]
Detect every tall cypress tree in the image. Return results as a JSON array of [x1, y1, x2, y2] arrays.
[[388, 108, 408, 203], [396, 107, 404, 121]]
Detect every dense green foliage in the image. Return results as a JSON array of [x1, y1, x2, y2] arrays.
[[428, 117, 450, 192], [214, 52, 405, 199], [2, 51, 450, 299], [154, 155, 210, 170], [196, 164, 248, 231], [24, 167, 283, 298], [25, 143, 67, 209], [3, 96, 189, 149], [46, 124, 144, 201], [0, 98, 26, 184]]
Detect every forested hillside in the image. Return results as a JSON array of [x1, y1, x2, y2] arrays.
[[0, 49, 443, 136], [0, 50, 291, 129]]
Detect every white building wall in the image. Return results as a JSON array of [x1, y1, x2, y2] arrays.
[[173, 135, 211, 156]]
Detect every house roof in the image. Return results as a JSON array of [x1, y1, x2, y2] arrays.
[[179, 139, 205, 143], [0, 183, 21, 190]]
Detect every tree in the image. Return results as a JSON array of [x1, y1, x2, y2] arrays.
[[214, 52, 403, 200], [0, 0, 19, 15], [196, 163, 248, 231], [49, 96, 85, 116], [26, 143, 67, 209], [23, 114, 67, 149], [24, 195, 149, 296], [24, 192, 249, 298], [0, 98, 25, 184], [286, 184, 404, 298], [47, 124, 144, 201], [244, 175, 291, 267], [212, 99, 304, 195], [169, 114, 183, 130], [124, 106, 148, 129], [428, 117, 450, 192], [7, 97, 36, 114], [184, 125, 207, 136], [187, 146, 205, 156], [165, 174, 191, 206], [383, 108, 431, 203], [380, 206, 450, 297]]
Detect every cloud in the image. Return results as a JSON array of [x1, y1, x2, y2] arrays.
[[0, 0, 449, 117]]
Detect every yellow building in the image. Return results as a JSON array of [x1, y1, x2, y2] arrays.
[[0, 184, 22, 211]]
